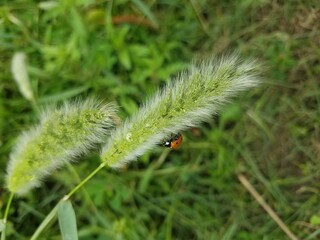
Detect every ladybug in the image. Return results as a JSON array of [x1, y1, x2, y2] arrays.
[[162, 133, 183, 149]]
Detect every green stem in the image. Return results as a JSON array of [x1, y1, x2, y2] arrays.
[[30, 162, 107, 239], [64, 162, 107, 200], [30, 205, 58, 240], [66, 163, 109, 227], [1, 192, 15, 240], [30, 98, 40, 117]]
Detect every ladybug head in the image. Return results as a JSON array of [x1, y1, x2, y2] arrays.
[[162, 140, 171, 148]]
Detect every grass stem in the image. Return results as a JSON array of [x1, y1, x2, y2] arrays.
[[64, 162, 107, 200], [1, 192, 15, 240], [30, 205, 58, 240], [30, 161, 107, 239]]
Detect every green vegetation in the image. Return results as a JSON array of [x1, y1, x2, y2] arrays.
[[0, 0, 319, 239]]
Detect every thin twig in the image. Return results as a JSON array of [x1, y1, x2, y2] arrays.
[[237, 173, 299, 240], [112, 15, 158, 29]]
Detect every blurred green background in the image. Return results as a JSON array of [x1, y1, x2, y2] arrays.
[[1, 0, 319, 239]]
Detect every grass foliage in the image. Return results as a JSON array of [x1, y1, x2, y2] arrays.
[[1, 0, 319, 239]]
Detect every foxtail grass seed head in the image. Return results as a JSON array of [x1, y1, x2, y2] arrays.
[[6, 99, 118, 195], [11, 52, 34, 101], [101, 54, 262, 168]]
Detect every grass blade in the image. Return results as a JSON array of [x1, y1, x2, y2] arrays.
[[130, 0, 159, 28], [58, 199, 78, 240]]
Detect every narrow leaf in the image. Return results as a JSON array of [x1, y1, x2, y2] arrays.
[[58, 200, 78, 240], [0, 220, 5, 232], [38, 85, 90, 104], [131, 0, 159, 28]]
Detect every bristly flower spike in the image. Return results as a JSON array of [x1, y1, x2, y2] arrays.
[[11, 52, 34, 101], [101, 53, 262, 168], [6, 99, 118, 195]]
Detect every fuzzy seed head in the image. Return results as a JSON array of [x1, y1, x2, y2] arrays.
[[6, 99, 118, 195], [101, 54, 262, 168], [11, 52, 34, 101]]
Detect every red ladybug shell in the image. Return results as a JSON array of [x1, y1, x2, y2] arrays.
[[170, 134, 182, 149], [163, 133, 182, 149]]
